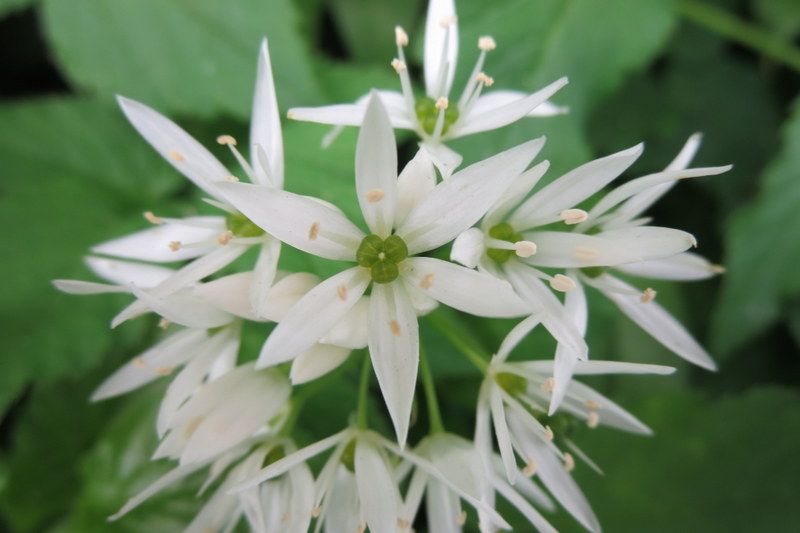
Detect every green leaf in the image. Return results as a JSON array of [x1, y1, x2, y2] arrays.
[[40, 0, 322, 119], [753, 0, 800, 39], [711, 96, 800, 355], [0, 0, 33, 17]]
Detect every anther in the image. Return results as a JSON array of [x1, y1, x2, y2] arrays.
[[587, 412, 600, 428], [550, 274, 576, 292], [154, 365, 173, 376], [282, 512, 291, 522], [541, 377, 555, 392], [640, 288, 657, 303], [395, 26, 408, 46], [337, 284, 348, 301], [560, 208, 588, 225], [356, 521, 367, 533], [564, 452, 575, 471], [308, 221, 320, 240], [543, 425, 554, 441], [311, 507, 322, 517], [523, 457, 537, 476], [435, 97, 449, 110], [712, 264, 726, 274], [475, 72, 494, 87], [224, 175, 239, 182], [168, 149, 185, 162], [216, 134, 237, 146], [583, 399, 602, 409], [143, 211, 163, 224], [574, 246, 599, 261], [365, 189, 385, 202], [397, 518, 411, 529], [478, 36, 496, 51], [169, 241, 182, 252], [217, 230, 234, 245], [388, 320, 402, 337], [456, 511, 467, 526], [158, 317, 170, 329], [514, 241, 537, 258], [133, 357, 147, 369], [391, 59, 407, 73], [440, 15, 458, 27], [420, 273, 435, 290]]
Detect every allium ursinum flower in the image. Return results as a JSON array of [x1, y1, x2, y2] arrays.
[[106, 39, 285, 326], [218, 94, 538, 447], [287, 0, 568, 176], [476, 315, 677, 533], [400, 432, 558, 533]]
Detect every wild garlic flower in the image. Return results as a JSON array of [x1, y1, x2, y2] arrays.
[[287, 0, 567, 176], [218, 94, 538, 447]]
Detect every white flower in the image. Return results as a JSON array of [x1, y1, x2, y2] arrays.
[[287, 0, 567, 177], [218, 93, 539, 446]]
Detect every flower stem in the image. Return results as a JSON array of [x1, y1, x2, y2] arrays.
[[676, 0, 800, 72], [356, 352, 372, 430], [419, 345, 445, 434], [426, 309, 489, 372]]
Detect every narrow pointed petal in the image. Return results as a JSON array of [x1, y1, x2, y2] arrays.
[[422, 141, 463, 179], [489, 384, 517, 484], [216, 182, 364, 260], [110, 461, 208, 520], [402, 257, 529, 318], [85, 256, 174, 287], [395, 148, 436, 227], [491, 475, 559, 533], [356, 94, 398, 236], [151, 244, 249, 296], [287, 91, 414, 129], [356, 438, 401, 533], [130, 286, 233, 329], [450, 228, 485, 269], [290, 343, 351, 384], [496, 314, 542, 362], [424, 0, 458, 97], [549, 282, 587, 414], [560, 379, 652, 434], [257, 267, 370, 367], [249, 238, 281, 318], [117, 96, 229, 198], [369, 282, 419, 448], [614, 252, 719, 281], [256, 272, 320, 322], [320, 296, 370, 349], [591, 274, 717, 370], [457, 77, 568, 137], [521, 359, 676, 376], [484, 161, 550, 228], [250, 39, 284, 187], [193, 272, 262, 321], [52, 279, 130, 295], [398, 138, 545, 254]]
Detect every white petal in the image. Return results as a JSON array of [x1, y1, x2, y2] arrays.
[[428, 434, 485, 500], [421, 141, 463, 179], [320, 295, 370, 349], [290, 343, 351, 384], [85, 256, 174, 287], [395, 147, 437, 227], [425, 480, 462, 533], [449, 227, 486, 268], [456, 77, 568, 137], [509, 143, 643, 230], [52, 279, 130, 295], [91, 217, 226, 262], [402, 257, 529, 318], [356, 438, 401, 533], [130, 286, 233, 329], [249, 237, 281, 318], [614, 252, 719, 281], [250, 39, 284, 187], [216, 183, 363, 261], [110, 461, 208, 520], [521, 359, 676, 376], [257, 267, 370, 367], [368, 282, 419, 448], [549, 282, 587, 414], [257, 271, 321, 322], [398, 138, 545, 254], [356, 93, 398, 236], [484, 161, 549, 228], [489, 383, 517, 484], [491, 475, 559, 533], [193, 272, 262, 321], [117, 96, 229, 198], [496, 314, 542, 362], [149, 243, 248, 298], [591, 274, 716, 369], [287, 91, 414, 129], [560, 379, 652, 434], [424, 0, 458, 97], [324, 468, 362, 532]]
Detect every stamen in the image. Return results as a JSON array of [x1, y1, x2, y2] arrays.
[[514, 241, 537, 258], [168, 149, 184, 162], [691, 236, 698, 248], [395, 26, 408, 46], [435, 97, 449, 110], [168, 241, 182, 252], [143, 211, 163, 224], [560, 208, 588, 225], [475, 72, 494, 87], [154, 366, 173, 376], [282, 512, 291, 522], [308, 221, 320, 240], [224, 175, 240, 182], [456, 511, 467, 526], [550, 274, 576, 292], [541, 377, 555, 392], [478, 36, 496, 51], [420, 273, 435, 290], [133, 357, 147, 369], [712, 264, 726, 274], [391, 58, 407, 73], [523, 457, 537, 476], [583, 399, 602, 409], [397, 518, 411, 529], [216, 230, 234, 245], [388, 320, 402, 337], [356, 521, 367, 533], [158, 317, 170, 329], [587, 412, 600, 428], [543, 425, 554, 441], [311, 507, 322, 517], [365, 189, 385, 202], [574, 246, 599, 261], [337, 284, 348, 301], [640, 288, 657, 303], [564, 452, 575, 471], [440, 15, 458, 27], [216, 134, 237, 146]]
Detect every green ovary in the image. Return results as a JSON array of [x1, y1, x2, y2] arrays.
[[495, 372, 528, 397], [226, 212, 265, 238], [356, 234, 409, 284], [415, 97, 460, 136], [487, 222, 523, 264], [340, 439, 357, 472]]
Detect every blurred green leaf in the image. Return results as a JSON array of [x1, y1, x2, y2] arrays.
[[40, 0, 322, 119], [712, 96, 800, 355], [753, 0, 800, 39], [0, 0, 32, 17]]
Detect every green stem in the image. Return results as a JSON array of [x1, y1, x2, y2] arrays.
[[356, 352, 372, 430], [426, 310, 489, 372], [676, 0, 800, 72], [419, 345, 445, 434]]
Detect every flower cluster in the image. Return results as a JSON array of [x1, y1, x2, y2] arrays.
[[55, 0, 729, 531]]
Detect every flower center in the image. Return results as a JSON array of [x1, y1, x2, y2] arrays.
[[487, 222, 523, 263], [495, 372, 528, 397], [226, 212, 265, 238], [356, 234, 408, 284], [340, 439, 357, 472], [415, 97, 459, 136], [580, 266, 606, 278]]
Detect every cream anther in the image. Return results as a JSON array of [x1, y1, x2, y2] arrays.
[[337, 284, 348, 301], [224, 175, 240, 182], [560, 208, 588, 225], [388, 320, 402, 337], [168, 241, 182, 252], [216, 134, 237, 146], [391, 59, 407, 73], [456, 511, 467, 526], [217, 230, 234, 245], [168, 149, 185, 162], [308, 221, 320, 240], [543, 425, 554, 441], [143, 211, 163, 224], [514, 241, 537, 258], [356, 521, 367, 533], [475, 72, 494, 87], [587, 412, 600, 428], [583, 399, 602, 409], [574, 246, 600, 261], [640, 288, 657, 303], [478, 36, 496, 51], [691, 236, 698, 248], [420, 273, 435, 290], [158, 317, 170, 329], [133, 357, 147, 369], [311, 507, 322, 518], [365, 189, 385, 202], [440, 15, 458, 27], [435, 97, 449, 110], [397, 518, 411, 529], [154, 365, 173, 376], [712, 264, 726, 274], [550, 274, 576, 292], [282, 512, 291, 522], [541, 376, 555, 392], [523, 457, 537, 476], [564, 452, 575, 471], [395, 26, 409, 46]]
